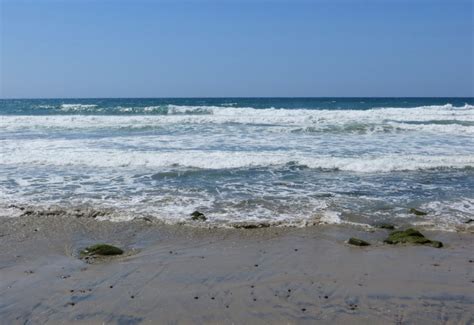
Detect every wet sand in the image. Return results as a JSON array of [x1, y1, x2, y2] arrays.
[[0, 214, 473, 324]]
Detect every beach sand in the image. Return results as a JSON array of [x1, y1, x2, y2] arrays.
[[0, 214, 473, 324]]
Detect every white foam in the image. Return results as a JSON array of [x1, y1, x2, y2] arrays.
[[318, 210, 342, 224], [0, 138, 472, 172], [1, 103, 473, 134], [1, 103, 472, 230], [59, 104, 98, 111]]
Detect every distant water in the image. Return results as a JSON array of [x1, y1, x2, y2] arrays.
[[1, 98, 473, 230]]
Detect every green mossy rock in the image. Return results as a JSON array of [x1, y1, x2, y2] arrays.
[[80, 244, 124, 257], [190, 210, 207, 221], [348, 238, 371, 246], [409, 208, 427, 216], [384, 228, 443, 248]]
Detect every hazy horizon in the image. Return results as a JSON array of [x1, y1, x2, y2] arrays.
[[2, 96, 474, 100]]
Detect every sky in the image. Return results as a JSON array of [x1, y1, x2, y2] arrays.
[[0, 0, 473, 98]]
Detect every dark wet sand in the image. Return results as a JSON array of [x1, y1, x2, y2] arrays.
[[0, 214, 473, 324]]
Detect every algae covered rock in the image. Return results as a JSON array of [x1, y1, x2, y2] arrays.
[[409, 208, 427, 216], [80, 244, 124, 257], [190, 210, 207, 221], [384, 228, 443, 248], [348, 238, 370, 246]]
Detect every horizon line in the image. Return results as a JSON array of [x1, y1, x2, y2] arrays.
[[1, 96, 473, 100]]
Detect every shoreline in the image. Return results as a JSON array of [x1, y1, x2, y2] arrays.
[[1, 213, 473, 324], [2, 203, 474, 232]]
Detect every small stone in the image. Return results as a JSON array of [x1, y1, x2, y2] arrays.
[[375, 223, 395, 230], [429, 241, 443, 248], [232, 222, 271, 229], [348, 238, 370, 246], [190, 211, 207, 221], [409, 208, 427, 216], [80, 244, 123, 257]]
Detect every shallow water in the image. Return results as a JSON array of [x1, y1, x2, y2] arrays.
[[1, 98, 473, 229]]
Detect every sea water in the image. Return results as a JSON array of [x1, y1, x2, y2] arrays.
[[1, 98, 473, 230]]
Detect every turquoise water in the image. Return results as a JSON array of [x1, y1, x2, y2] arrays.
[[1, 98, 473, 229], [1, 97, 472, 114]]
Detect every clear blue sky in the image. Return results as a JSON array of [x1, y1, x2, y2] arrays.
[[1, 0, 473, 98]]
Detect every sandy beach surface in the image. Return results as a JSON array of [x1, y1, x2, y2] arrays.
[[0, 213, 473, 324]]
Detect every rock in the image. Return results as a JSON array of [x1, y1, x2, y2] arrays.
[[384, 228, 443, 248], [19, 206, 108, 219], [409, 208, 427, 216], [429, 240, 443, 248], [232, 222, 271, 229], [375, 223, 395, 230], [190, 211, 207, 221], [80, 244, 124, 257], [139, 216, 153, 223], [348, 238, 370, 246]]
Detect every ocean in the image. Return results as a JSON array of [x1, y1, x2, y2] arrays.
[[0, 97, 473, 230]]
